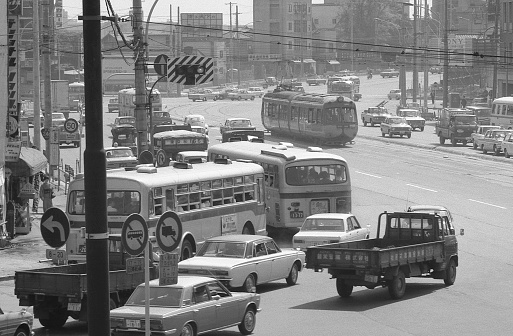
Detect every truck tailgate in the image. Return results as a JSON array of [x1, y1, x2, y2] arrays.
[[306, 239, 380, 269], [15, 264, 88, 297]]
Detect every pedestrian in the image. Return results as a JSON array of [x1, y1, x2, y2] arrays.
[[461, 96, 467, 108], [430, 91, 435, 105], [39, 174, 55, 212]]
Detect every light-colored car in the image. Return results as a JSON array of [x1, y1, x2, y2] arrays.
[[380, 69, 399, 78], [292, 213, 370, 251], [110, 116, 136, 128], [247, 87, 265, 97], [220, 118, 256, 134], [476, 129, 513, 155], [51, 112, 67, 127], [396, 108, 426, 131], [175, 150, 208, 163], [107, 98, 119, 113], [110, 276, 260, 336], [105, 146, 138, 169], [184, 114, 209, 134], [407, 205, 456, 235], [471, 125, 502, 149], [228, 89, 257, 101], [380, 116, 412, 138], [388, 89, 402, 100], [188, 88, 219, 102], [178, 235, 306, 292], [502, 133, 513, 158], [0, 305, 34, 336]]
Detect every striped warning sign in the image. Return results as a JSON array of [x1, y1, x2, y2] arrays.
[[167, 56, 214, 85]]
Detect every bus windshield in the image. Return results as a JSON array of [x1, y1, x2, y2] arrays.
[[68, 190, 140, 216], [286, 164, 347, 186], [453, 116, 477, 125]]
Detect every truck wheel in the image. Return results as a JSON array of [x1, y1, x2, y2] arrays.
[[370, 119, 374, 127], [336, 278, 353, 297], [450, 135, 457, 146], [444, 259, 457, 286], [505, 148, 510, 158], [420, 127, 424, 132], [407, 133, 411, 139], [387, 270, 406, 299], [439, 135, 445, 145], [39, 310, 68, 329], [286, 262, 299, 286]]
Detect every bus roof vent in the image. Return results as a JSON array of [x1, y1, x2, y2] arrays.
[[124, 167, 138, 171], [137, 166, 158, 174], [279, 142, 294, 148], [173, 162, 193, 169], [271, 145, 288, 150], [235, 158, 254, 163], [307, 146, 323, 152], [261, 150, 296, 161], [187, 158, 205, 164], [214, 158, 233, 165]]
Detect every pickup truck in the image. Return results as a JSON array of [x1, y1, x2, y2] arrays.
[[361, 106, 391, 127], [436, 108, 478, 146], [305, 211, 460, 299], [15, 238, 158, 328], [380, 69, 399, 78], [471, 125, 502, 149], [188, 89, 219, 102]]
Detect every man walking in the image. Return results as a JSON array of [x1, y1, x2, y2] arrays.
[[461, 96, 467, 109], [39, 174, 54, 212], [430, 91, 435, 105]]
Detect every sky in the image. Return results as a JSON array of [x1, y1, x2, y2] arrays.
[[63, 0, 326, 26]]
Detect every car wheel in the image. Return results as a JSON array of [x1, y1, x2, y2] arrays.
[[444, 258, 457, 286], [481, 145, 487, 154], [242, 274, 257, 293], [420, 127, 424, 132], [493, 146, 500, 156], [382, 131, 386, 137], [231, 98, 235, 101], [387, 269, 406, 299], [450, 135, 457, 146], [286, 262, 299, 286], [407, 133, 411, 138], [213, 96, 217, 101], [336, 278, 353, 297], [388, 130, 393, 137], [13, 327, 31, 336], [180, 323, 195, 336], [238, 307, 256, 335], [203, 97, 207, 101], [192, 99, 196, 102], [363, 120, 368, 127], [505, 148, 511, 158]]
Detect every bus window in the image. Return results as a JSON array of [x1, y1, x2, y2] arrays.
[[166, 189, 175, 211]]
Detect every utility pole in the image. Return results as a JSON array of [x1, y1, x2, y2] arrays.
[[226, 2, 236, 84], [81, 0, 110, 334], [442, 0, 449, 107], [33, 0, 41, 150], [492, 0, 500, 99], [423, 0, 428, 108], [42, 0, 53, 175], [133, 0, 148, 157], [412, 0, 418, 103], [236, 5, 241, 86]]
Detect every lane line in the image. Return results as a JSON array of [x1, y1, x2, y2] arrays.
[[354, 171, 382, 178], [468, 199, 507, 209], [406, 184, 438, 192]]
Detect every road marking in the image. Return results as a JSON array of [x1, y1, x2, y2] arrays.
[[406, 184, 438, 192], [468, 199, 507, 209], [355, 171, 382, 178]]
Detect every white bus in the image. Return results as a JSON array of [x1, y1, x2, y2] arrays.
[[208, 142, 351, 232], [118, 87, 162, 117], [66, 160, 266, 261], [491, 97, 513, 129]]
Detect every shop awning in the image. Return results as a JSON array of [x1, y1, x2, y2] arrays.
[[328, 60, 340, 65], [6, 147, 48, 177]]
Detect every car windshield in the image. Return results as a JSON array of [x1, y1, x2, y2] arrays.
[[390, 117, 406, 124], [402, 111, 418, 117], [126, 286, 183, 307], [369, 108, 387, 115], [453, 116, 477, 125], [301, 218, 345, 231], [107, 149, 134, 157], [119, 118, 135, 124], [230, 120, 251, 127], [197, 241, 247, 258]]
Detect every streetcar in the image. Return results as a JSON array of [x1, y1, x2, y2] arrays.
[[261, 91, 358, 145]]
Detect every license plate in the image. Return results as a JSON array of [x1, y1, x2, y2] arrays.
[[126, 319, 141, 328], [78, 245, 86, 253], [290, 211, 304, 219], [68, 302, 81, 311]]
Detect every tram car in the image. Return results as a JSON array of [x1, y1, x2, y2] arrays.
[[261, 91, 358, 146]]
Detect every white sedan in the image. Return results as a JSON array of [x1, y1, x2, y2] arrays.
[[292, 213, 370, 251], [178, 235, 305, 293]]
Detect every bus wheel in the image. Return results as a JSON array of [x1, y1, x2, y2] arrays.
[[181, 240, 194, 261]]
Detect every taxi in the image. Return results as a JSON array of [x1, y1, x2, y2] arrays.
[[105, 146, 138, 169]]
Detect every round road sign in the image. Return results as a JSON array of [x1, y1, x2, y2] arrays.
[[121, 213, 149, 256], [41, 207, 71, 248], [156, 211, 183, 253], [154, 54, 169, 77], [64, 118, 79, 133], [139, 150, 154, 164], [156, 149, 168, 167]]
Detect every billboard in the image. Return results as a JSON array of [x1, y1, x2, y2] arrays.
[[181, 13, 223, 39]]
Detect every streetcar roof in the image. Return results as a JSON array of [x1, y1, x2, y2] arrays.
[[264, 91, 353, 104]]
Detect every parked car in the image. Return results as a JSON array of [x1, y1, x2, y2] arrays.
[[107, 98, 119, 113], [471, 125, 502, 149], [396, 108, 426, 131], [502, 133, 513, 158], [110, 276, 260, 336], [475, 129, 513, 155], [178, 235, 306, 292], [184, 114, 209, 134], [388, 89, 402, 100], [292, 213, 370, 251], [380, 116, 412, 138], [247, 86, 266, 97], [105, 146, 138, 169], [0, 305, 34, 336], [228, 89, 257, 101], [220, 118, 256, 134]]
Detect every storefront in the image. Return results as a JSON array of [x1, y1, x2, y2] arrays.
[[4, 147, 48, 238]]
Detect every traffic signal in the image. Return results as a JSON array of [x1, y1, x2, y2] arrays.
[[176, 64, 206, 85]]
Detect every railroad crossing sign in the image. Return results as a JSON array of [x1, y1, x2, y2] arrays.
[[41, 208, 71, 249], [155, 211, 182, 253], [167, 55, 214, 85], [63, 118, 79, 133], [121, 214, 149, 256], [154, 54, 169, 77]]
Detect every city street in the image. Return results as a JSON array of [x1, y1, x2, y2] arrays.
[[2, 72, 512, 335]]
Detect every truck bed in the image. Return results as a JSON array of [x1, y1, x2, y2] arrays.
[[14, 263, 148, 299], [306, 238, 444, 271]]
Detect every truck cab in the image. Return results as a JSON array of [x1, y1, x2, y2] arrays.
[[436, 108, 478, 146]]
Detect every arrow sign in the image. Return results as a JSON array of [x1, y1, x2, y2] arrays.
[[156, 211, 183, 253], [40, 208, 71, 249]]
